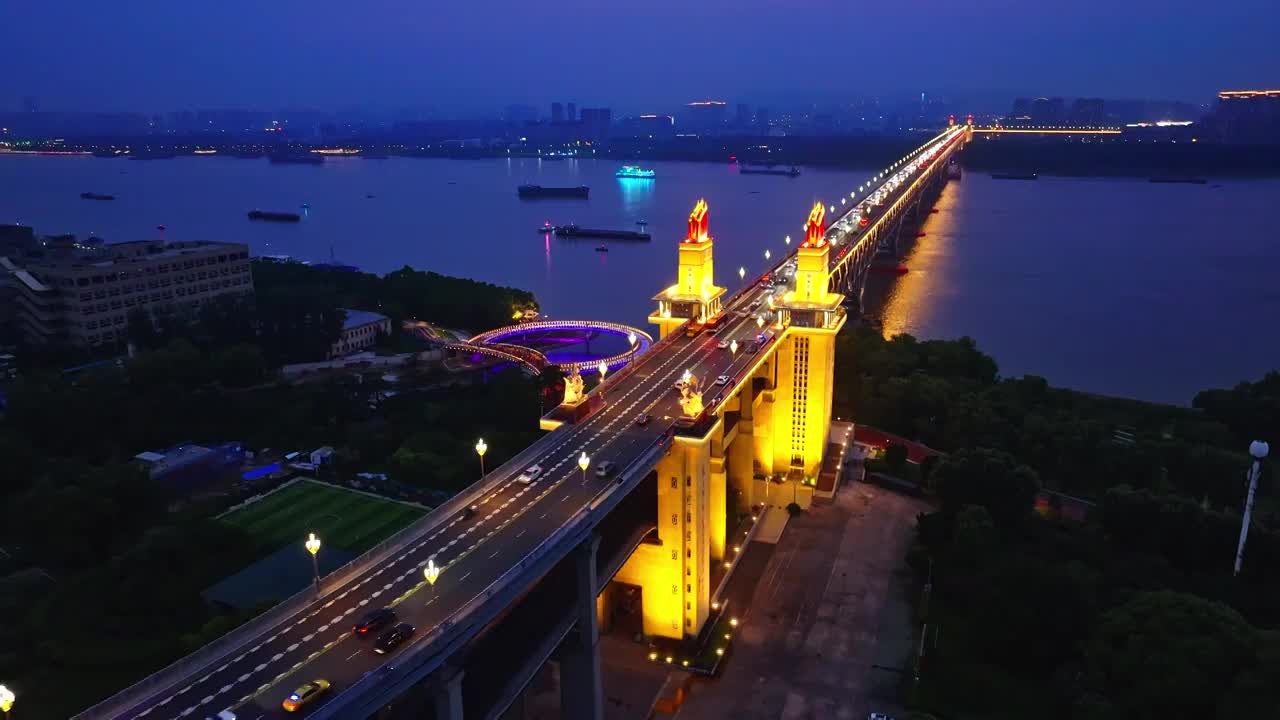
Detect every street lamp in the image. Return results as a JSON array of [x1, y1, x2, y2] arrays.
[[628, 331, 637, 347], [738, 266, 746, 282], [682, 368, 692, 385], [764, 249, 771, 261], [1234, 440, 1271, 576], [729, 340, 738, 356], [0, 685, 13, 717], [579, 452, 590, 483], [757, 315, 764, 329], [305, 533, 321, 589], [475, 438, 488, 478], [784, 235, 791, 246]]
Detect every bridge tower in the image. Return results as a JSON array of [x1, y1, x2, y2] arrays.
[[768, 203, 847, 478], [649, 199, 726, 339]]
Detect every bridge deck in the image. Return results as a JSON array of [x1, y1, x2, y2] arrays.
[[86, 127, 965, 720]]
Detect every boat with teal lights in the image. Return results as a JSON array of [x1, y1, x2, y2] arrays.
[[615, 165, 656, 179]]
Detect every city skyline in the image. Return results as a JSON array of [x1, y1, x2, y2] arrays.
[[3, 0, 1274, 113]]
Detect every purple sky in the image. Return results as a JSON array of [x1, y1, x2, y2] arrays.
[[3, 0, 1275, 113]]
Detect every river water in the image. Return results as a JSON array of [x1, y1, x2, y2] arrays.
[[2, 154, 1275, 404]]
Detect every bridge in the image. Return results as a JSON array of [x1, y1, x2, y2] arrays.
[[437, 320, 653, 375], [78, 124, 969, 720]]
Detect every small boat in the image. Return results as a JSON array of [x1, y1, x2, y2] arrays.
[[616, 165, 656, 179], [80, 192, 115, 201], [247, 210, 302, 222], [740, 165, 800, 177], [595, 245, 609, 252], [636, 219, 648, 226], [301, 202, 310, 209], [990, 172, 1038, 180], [1149, 176, 1208, 184], [536, 222, 556, 233], [366, 194, 376, 199]]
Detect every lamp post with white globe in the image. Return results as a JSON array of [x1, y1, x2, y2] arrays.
[[475, 438, 488, 479], [1234, 440, 1271, 576], [579, 452, 590, 484]]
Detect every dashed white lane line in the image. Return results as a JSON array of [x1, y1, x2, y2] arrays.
[[489, 550, 500, 559], [459, 571, 472, 581], [346, 650, 362, 661], [517, 529, 526, 538], [159, 327, 714, 716]]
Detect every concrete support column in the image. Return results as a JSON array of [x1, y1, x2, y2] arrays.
[[430, 665, 465, 720], [561, 535, 603, 720]]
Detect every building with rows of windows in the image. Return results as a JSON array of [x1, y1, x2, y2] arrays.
[[1, 236, 253, 347]]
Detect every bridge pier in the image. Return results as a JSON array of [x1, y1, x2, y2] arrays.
[[561, 535, 604, 720], [429, 665, 465, 720]]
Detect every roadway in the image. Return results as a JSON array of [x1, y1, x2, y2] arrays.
[[106, 129, 963, 720]]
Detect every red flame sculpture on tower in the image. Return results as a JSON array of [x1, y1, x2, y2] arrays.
[[685, 199, 710, 243], [803, 202, 826, 248], [949, 114, 956, 127], [966, 114, 974, 127]]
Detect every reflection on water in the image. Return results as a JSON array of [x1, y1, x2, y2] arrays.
[[617, 176, 656, 217], [878, 174, 1280, 404]]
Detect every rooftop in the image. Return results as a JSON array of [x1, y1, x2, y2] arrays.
[[341, 309, 389, 331]]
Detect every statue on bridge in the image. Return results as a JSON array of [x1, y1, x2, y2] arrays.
[[562, 368, 586, 405], [679, 373, 704, 418]]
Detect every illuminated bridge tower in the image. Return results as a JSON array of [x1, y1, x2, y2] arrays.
[[769, 203, 847, 478], [649, 199, 725, 339]]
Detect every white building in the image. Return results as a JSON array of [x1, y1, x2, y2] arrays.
[[330, 309, 391, 358]]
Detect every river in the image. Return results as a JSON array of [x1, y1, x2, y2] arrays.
[[2, 153, 1275, 404]]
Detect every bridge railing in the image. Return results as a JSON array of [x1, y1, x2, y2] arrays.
[[306, 436, 670, 720], [74, 426, 569, 720]]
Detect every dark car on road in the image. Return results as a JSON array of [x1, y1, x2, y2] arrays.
[[374, 622, 416, 654], [353, 607, 396, 636], [635, 413, 651, 426]]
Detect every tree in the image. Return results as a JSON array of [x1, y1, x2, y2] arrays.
[[1082, 590, 1255, 720], [933, 447, 1040, 529], [884, 443, 909, 473]]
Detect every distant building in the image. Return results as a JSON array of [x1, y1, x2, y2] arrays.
[[682, 101, 727, 133], [331, 308, 390, 357], [22, 95, 37, 113], [551, 102, 564, 124], [0, 238, 252, 348], [755, 107, 770, 134], [566, 102, 577, 123], [1203, 89, 1280, 145], [735, 103, 753, 131], [1070, 98, 1105, 126], [579, 107, 612, 142], [134, 442, 245, 495]]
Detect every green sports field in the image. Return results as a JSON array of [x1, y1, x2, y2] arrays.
[[222, 479, 425, 553]]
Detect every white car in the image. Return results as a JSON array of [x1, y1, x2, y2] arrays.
[[715, 375, 729, 385], [867, 713, 896, 720], [717, 340, 730, 350], [516, 465, 543, 484]]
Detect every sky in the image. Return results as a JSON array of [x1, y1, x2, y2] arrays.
[[3, 0, 1276, 114]]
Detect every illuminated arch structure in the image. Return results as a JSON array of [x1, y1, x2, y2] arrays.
[[445, 320, 653, 375]]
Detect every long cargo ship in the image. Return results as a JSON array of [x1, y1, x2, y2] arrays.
[[553, 224, 650, 241], [740, 165, 800, 177], [991, 172, 1038, 180], [247, 210, 302, 222], [80, 192, 115, 201], [517, 185, 589, 199]]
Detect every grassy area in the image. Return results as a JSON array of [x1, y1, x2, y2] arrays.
[[222, 479, 425, 553]]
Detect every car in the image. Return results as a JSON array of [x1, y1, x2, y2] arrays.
[[595, 461, 616, 478], [715, 374, 729, 386], [867, 714, 896, 720], [282, 679, 331, 712], [674, 379, 687, 391], [459, 505, 477, 521], [748, 300, 761, 309], [207, 711, 237, 720], [711, 394, 723, 406], [516, 464, 543, 484], [717, 340, 730, 350], [374, 622, 416, 654], [353, 607, 396, 636], [635, 413, 651, 426]]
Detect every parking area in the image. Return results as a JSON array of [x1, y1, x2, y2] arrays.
[[672, 483, 930, 720]]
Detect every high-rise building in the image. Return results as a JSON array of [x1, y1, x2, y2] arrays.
[[566, 102, 577, 123], [1, 239, 253, 347], [579, 107, 613, 142], [755, 107, 770, 134], [1070, 98, 1106, 126], [735, 103, 752, 131], [551, 102, 564, 124], [1203, 89, 1280, 144], [682, 101, 727, 133], [22, 95, 37, 113]]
